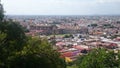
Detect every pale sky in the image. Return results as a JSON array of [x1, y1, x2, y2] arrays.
[[2, 0, 120, 15]]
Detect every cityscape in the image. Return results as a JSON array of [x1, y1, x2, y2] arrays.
[[1, 0, 120, 68], [7, 15, 120, 62]]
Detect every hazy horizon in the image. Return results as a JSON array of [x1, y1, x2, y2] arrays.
[[2, 0, 120, 15], [5, 14, 120, 16]]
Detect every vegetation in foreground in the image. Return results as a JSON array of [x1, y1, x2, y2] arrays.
[[0, 3, 66, 68], [0, 20, 66, 68], [1, 1, 120, 68], [67, 48, 120, 68]]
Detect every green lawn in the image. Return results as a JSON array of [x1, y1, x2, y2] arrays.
[[47, 34, 70, 37]]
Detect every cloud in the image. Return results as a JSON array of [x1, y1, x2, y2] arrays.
[[97, 0, 120, 3], [2, 0, 120, 15]]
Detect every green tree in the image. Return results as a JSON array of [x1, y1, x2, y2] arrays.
[[0, 1, 4, 21], [90, 24, 98, 27], [0, 19, 66, 68], [0, 21, 27, 67], [0, 1, 66, 68], [8, 37, 66, 68], [0, 31, 6, 46], [75, 48, 119, 68], [64, 34, 73, 38]]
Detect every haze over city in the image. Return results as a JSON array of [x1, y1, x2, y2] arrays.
[[1, 0, 120, 68], [2, 0, 120, 15]]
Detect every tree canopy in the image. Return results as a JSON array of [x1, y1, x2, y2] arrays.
[[8, 37, 66, 68], [74, 48, 120, 68], [0, 2, 66, 68], [0, 18, 66, 68], [0, 1, 4, 21]]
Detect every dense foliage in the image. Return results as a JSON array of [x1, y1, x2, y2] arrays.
[[8, 37, 66, 68], [74, 48, 120, 68], [0, 2, 4, 21], [0, 20, 27, 67], [0, 2, 66, 68], [0, 17, 66, 68]]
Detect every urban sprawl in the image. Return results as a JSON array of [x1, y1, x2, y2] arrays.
[[7, 15, 120, 62]]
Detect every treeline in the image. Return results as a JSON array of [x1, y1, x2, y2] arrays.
[[0, 3, 66, 68], [1, 1, 120, 68], [0, 21, 66, 68], [73, 48, 120, 68]]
